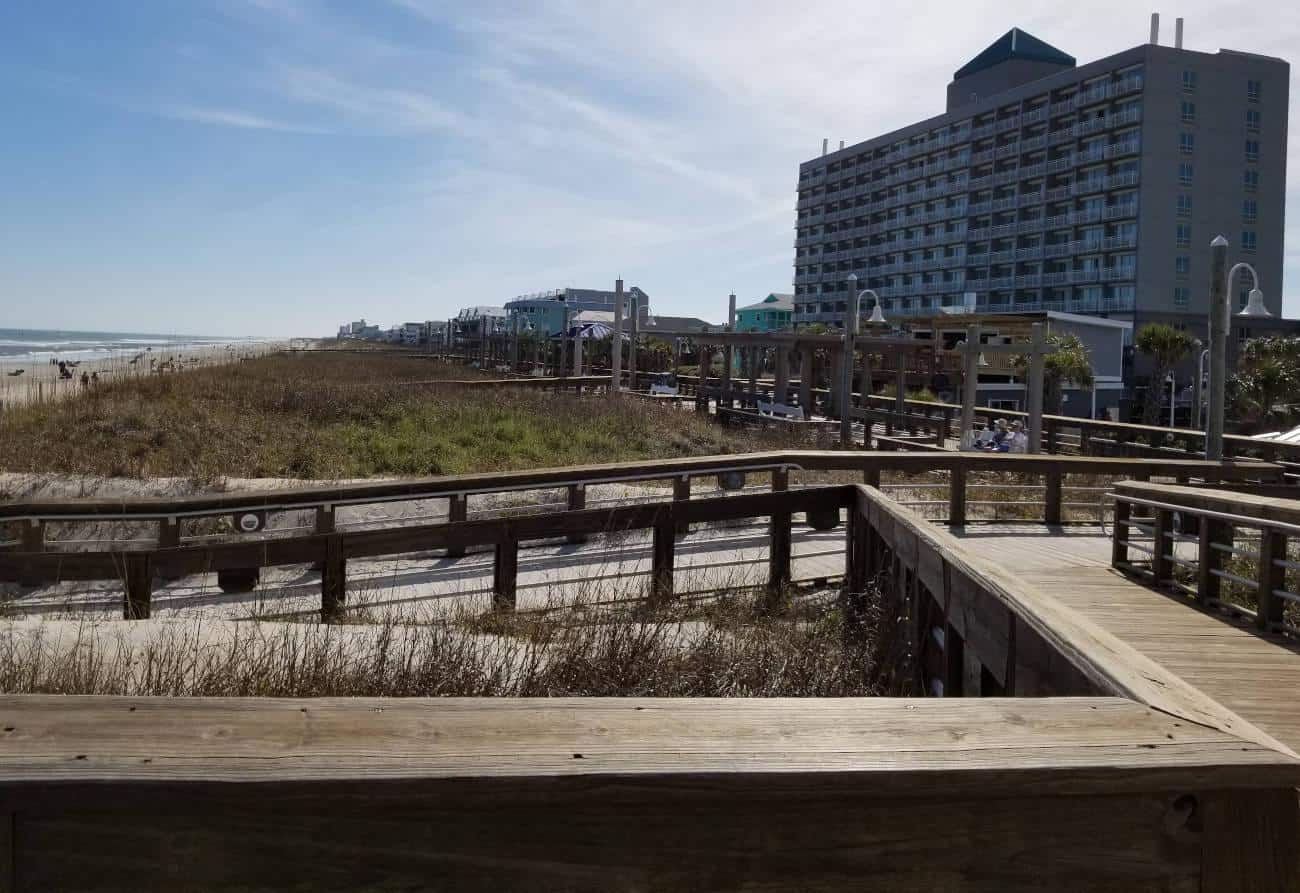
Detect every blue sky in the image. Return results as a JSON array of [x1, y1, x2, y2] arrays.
[[2, 1, 1298, 337]]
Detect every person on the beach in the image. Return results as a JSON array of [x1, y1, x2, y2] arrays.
[[90, 372, 98, 386], [80, 371, 89, 389]]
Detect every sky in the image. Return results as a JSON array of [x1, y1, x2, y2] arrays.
[[1, 1, 1298, 337]]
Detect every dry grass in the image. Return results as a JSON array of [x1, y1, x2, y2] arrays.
[[0, 352, 798, 481], [0, 580, 891, 697]]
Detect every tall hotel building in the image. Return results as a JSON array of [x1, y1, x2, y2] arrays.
[[792, 24, 1288, 330]]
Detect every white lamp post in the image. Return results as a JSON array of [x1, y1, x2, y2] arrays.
[[1206, 236, 1270, 461]]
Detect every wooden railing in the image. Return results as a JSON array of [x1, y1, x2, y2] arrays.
[[1, 454, 1282, 620], [4, 482, 1298, 888], [1112, 480, 1300, 638]]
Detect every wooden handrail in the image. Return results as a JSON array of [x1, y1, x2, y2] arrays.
[[1111, 480, 1300, 635], [0, 452, 1278, 522]]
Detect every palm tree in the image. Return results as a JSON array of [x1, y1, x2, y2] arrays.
[[1013, 333, 1094, 415], [1136, 324, 1196, 425]]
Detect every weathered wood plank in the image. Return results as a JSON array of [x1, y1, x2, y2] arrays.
[[0, 697, 1294, 796]]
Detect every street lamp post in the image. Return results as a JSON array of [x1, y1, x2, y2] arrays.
[[840, 276, 863, 446], [1206, 235, 1270, 461], [843, 284, 886, 446]]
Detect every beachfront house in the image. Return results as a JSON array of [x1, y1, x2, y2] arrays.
[[736, 294, 794, 332], [505, 286, 651, 336], [452, 306, 508, 348]]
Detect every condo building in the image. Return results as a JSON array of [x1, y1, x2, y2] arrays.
[[792, 23, 1288, 332]]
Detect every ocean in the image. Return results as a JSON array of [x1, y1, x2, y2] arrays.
[[0, 328, 259, 364]]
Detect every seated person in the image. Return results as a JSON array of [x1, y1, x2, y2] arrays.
[[1008, 420, 1029, 453]]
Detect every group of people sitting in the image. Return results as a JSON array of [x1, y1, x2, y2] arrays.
[[971, 418, 1029, 453]]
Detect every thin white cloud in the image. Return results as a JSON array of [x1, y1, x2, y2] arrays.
[[271, 64, 468, 134], [160, 104, 329, 134]]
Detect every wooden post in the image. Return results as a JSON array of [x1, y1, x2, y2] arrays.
[[1111, 498, 1131, 566], [1255, 529, 1286, 632], [651, 513, 675, 602], [124, 553, 152, 620], [157, 517, 183, 581], [446, 494, 468, 558], [798, 348, 813, 415], [566, 484, 587, 544], [773, 347, 789, 405], [1045, 417, 1059, 454], [493, 535, 519, 611], [1044, 466, 1063, 526], [18, 521, 44, 587], [1198, 519, 1230, 606], [673, 474, 691, 536], [320, 533, 345, 622], [768, 468, 791, 601], [948, 466, 967, 527], [158, 518, 180, 548], [1151, 509, 1172, 586]]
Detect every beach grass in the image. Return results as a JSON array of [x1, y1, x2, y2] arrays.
[[0, 350, 797, 481], [0, 579, 895, 698]]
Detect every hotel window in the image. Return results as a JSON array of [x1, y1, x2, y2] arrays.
[[1244, 169, 1259, 192], [1176, 223, 1191, 247], [1242, 231, 1257, 254], [1243, 200, 1258, 222], [1247, 79, 1262, 102], [1174, 287, 1190, 307], [1175, 256, 1190, 278], [1177, 194, 1192, 217], [1246, 109, 1261, 132], [1178, 162, 1193, 185], [1182, 70, 1197, 91], [1245, 140, 1260, 162], [1179, 132, 1195, 154], [1180, 101, 1196, 123]]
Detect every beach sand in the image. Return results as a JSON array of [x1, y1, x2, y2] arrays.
[[0, 340, 281, 410]]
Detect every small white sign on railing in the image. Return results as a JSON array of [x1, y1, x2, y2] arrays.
[[650, 384, 679, 396]]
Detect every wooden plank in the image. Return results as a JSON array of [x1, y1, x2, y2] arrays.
[[0, 697, 1293, 796], [861, 488, 1300, 757], [9, 791, 1202, 892], [1202, 788, 1300, 893]]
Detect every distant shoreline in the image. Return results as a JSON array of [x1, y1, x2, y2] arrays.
[[0, 328, 270, 366]]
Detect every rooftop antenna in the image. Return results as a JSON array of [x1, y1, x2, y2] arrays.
[[1149, 12, 1160, 44], [1175, 17, 1184, 48], [822, 138, 828, 156], [839, 140, 845, 150]]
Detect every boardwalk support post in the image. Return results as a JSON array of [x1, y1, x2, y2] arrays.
[[1256, 529, 1286, 632], [124, 553, 152, 620], [948, 467, 967, 527], [566, 485, 588, 545], [651, 512, 675, 602], [321, 533, 345, 622], [493, 535, 518, 611], [446, 494, 468, 558], [768, 468, 791, 603]]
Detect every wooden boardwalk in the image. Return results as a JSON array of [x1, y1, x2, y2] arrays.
[[955, 524, 1300, 754]]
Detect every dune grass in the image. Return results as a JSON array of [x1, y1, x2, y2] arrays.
[[0, 351, 796, 481], [0, 579, 896, 697]]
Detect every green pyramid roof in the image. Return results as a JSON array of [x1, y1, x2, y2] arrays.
[[954, 28, 1075, 80]]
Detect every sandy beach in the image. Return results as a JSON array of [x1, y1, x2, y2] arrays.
[[0, 339, 281, 410]]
